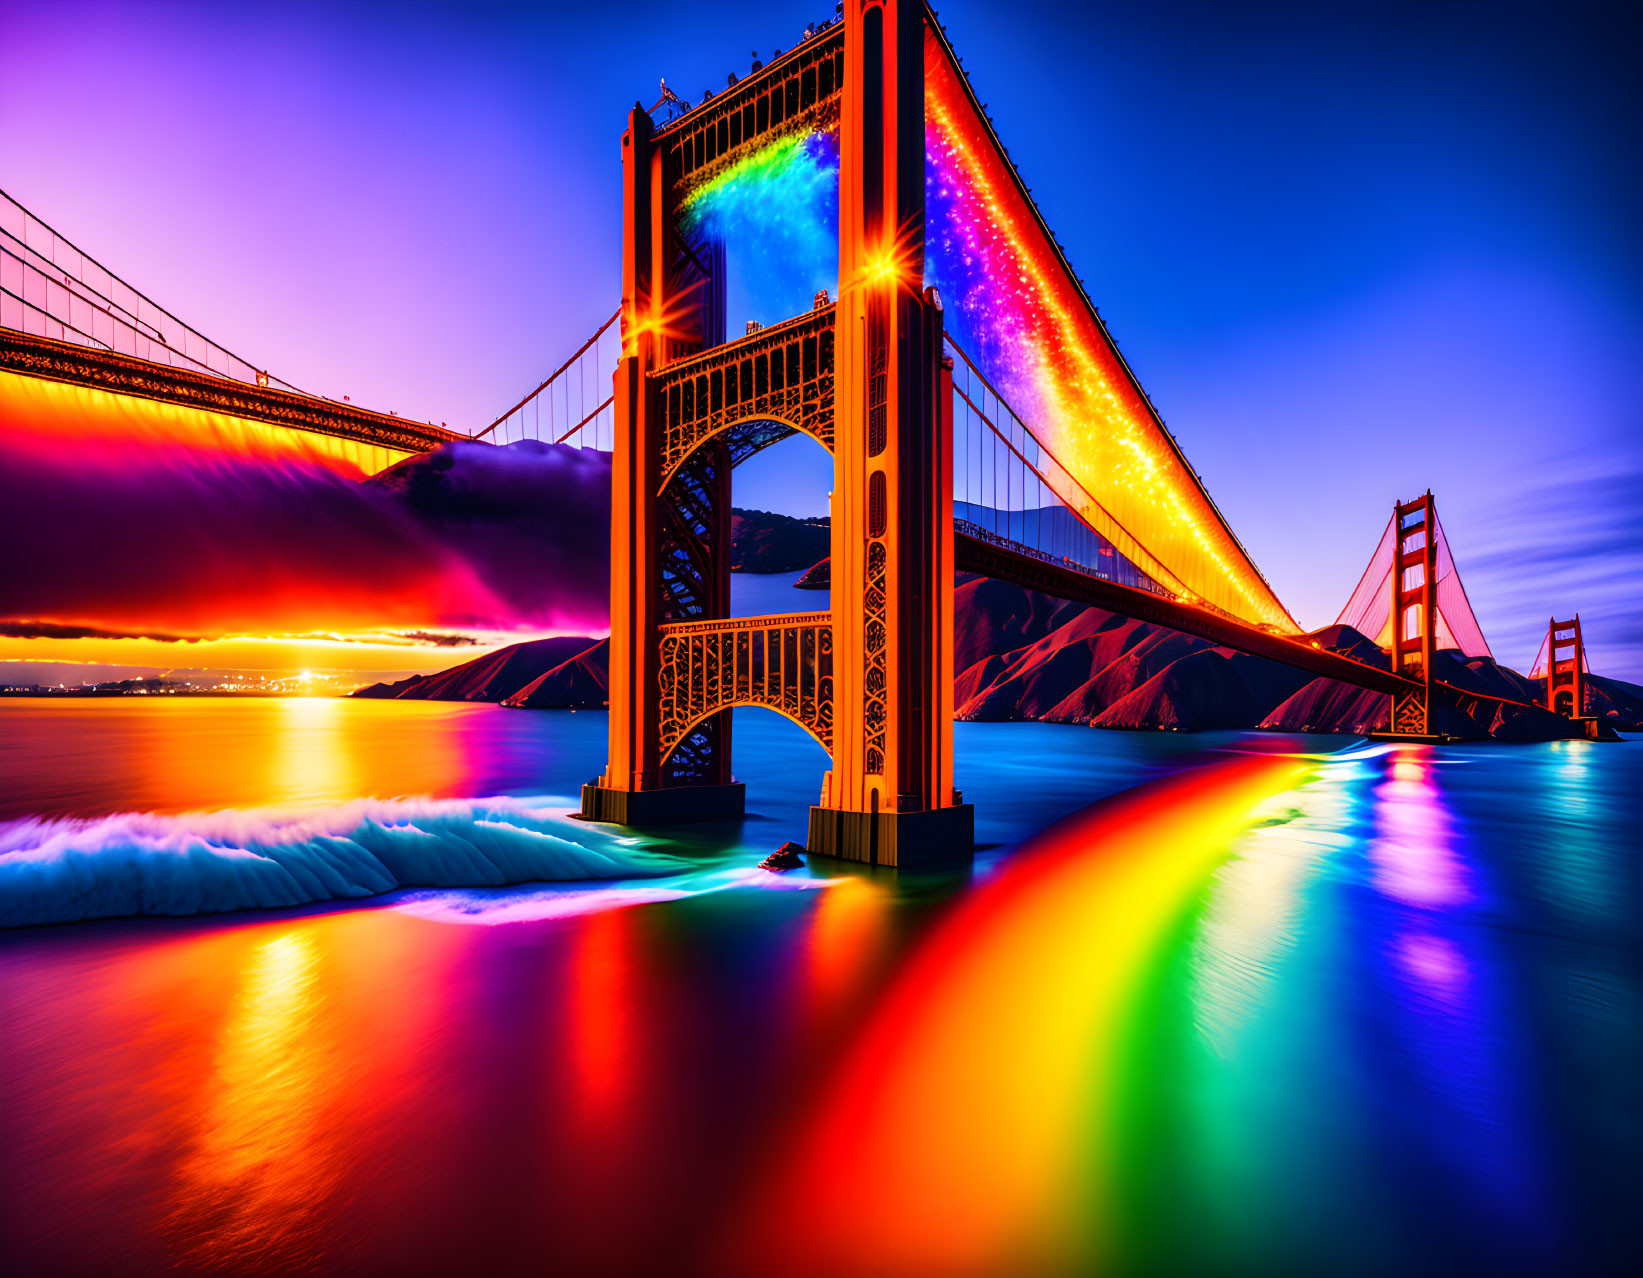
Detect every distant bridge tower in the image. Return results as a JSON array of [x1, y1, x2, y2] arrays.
[[582, 0, 972, 866], [1545, 615, 1587, 717], [1387, 492, 1438, 736]]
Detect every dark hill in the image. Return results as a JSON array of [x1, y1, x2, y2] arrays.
[[352, 635, 598, 702], [354, 568, 1606, 741], [730, 509, 830, 573], [502, 639, 610, 709], [365, 439, 609, 634]]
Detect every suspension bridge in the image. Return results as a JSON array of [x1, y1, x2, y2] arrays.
[[0, 3, 1611, 867]]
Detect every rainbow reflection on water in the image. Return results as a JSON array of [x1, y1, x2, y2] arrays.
[[1, 709, 1638, 1276]]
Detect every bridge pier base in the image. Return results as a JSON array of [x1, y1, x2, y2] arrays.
[[580, 782, 745, 826], [807, 803, 975, 871], [1575, 717, 1622, 742]]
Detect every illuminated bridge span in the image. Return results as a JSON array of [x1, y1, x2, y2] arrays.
[[581, 0, 1600, 867], [1, 187, 460, 471], [2, 10, 1599, 865]]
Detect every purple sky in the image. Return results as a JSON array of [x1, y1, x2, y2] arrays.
[[3, 0, 1639, 677]]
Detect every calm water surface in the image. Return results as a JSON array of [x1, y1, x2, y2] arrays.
[[0, 699, 1638, 1276]]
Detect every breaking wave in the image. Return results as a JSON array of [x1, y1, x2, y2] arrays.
[[0, 796, 684, 928]]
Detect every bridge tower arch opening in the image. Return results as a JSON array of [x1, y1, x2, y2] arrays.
[[581, 0, 973, 866]]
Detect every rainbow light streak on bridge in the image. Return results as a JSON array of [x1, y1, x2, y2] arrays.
[[679, 131, 840, 324], [670, 57, 1296, 633], [922, 34, 1296, 633]]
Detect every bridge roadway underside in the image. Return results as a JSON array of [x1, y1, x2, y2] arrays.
[[956, 531, 1414, 698]]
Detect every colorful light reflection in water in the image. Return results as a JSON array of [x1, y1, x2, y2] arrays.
[[170, 929, 334, 1270], [733, 752, 1309, 1276], [1, 711, 1639, 1276]]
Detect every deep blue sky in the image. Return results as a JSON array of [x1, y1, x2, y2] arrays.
[[3, 0, 1639, 675]]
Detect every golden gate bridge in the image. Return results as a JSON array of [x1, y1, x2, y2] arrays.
[[0, 2, 1611, 868]]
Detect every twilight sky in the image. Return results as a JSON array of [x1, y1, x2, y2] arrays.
[[2, 0, 1639, 677]]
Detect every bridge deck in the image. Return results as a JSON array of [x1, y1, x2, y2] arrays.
[[959, 530, 1558, 721], [956, 529, 1413, 696], [1, 328, 462, 456]]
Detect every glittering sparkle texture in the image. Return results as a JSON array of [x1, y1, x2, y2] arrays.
[[923, 33, 1296, 631], [670, 54, 1295, 633], [680, 131, 840, 326]]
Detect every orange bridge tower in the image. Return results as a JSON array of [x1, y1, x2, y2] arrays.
[[1545, 615, 1587, 718], [1387, 492, 1438, 736], [581, 1, 973, 867]]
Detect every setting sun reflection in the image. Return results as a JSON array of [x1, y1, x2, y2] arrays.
[[272, 696, 360, 806], [170, 928, 334, 1270]]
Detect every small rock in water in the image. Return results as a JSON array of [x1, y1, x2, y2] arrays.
[[759, 841, 805, 872]]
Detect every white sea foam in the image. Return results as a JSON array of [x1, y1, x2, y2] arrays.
[[0, 796, 684, 928], [392, 865, 827, 926]]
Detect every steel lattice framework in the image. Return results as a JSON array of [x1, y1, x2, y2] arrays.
[[583, 0, 1578, 856], [664, 33, 846, 194], [657, 612, 835, 761], [656, 303, 836, 489]]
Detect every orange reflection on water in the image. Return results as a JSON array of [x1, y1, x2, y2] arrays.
[[803, 872, 893, 1027], [169, 927, 337, 1270], [271, 696, 362, 809], [733, 754, 1305, 1278], [569, 907, 635, 1136], [1, 697, 486, 821]]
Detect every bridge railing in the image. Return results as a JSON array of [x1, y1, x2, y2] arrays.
[[657, 611, 834, 757], [0, 187, 313, 399], [953, 518, 1176, 602], [476, 310, 621, 449], [947, 334, 1173, 599]]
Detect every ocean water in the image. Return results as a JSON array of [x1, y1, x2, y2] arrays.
[[0, 699, 1638, 1276]]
